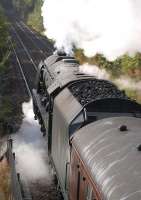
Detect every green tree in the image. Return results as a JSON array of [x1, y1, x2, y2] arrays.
[[74, 48, 87, 64], [12, 0, 33, 19], [0, 6, 9, 69], [12, 0, 43, 32], [27, 0, 44, 32], [0, 10, 8, 48], [74, 50, 141, 79], [120, 53, 141, 78]]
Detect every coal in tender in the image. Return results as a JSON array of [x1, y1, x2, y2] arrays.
[[69, 79, 128, 106]]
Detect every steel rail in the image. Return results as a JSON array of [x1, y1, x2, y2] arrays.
[[13, 23, 54, 82], [15, 22, 46, 58], [10, 39, 38, 199], [19, 21, 54, 53], [11, 26, 38, 72], [10, 39, 32, 97], [9, 28, 61, 200]]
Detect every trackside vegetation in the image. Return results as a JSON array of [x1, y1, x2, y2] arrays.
[[75, 49, 141, 103], [0, 6, 10, 72], [12, 0, 44, 32], [0, 6, 11, 136], [75, 48, 141, 79]]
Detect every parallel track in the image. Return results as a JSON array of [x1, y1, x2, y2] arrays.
[[10, 39, 32, 97], [16, 21, 54, 55], [10, 24, 38, 90], [10, 21, 62, 200]]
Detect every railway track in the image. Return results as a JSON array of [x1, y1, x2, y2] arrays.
[[9, 21, 62, 200], [10, 26, 37, 89], [11, 21, 53, 64], [10, 39, 32, 96], [16, 21, 54, 55]]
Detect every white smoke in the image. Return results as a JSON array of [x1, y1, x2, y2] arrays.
[[42, 0, 141, 61], [79, 64, 110, 79], [115, 76, 141, 91], [13, 100, 51, 181], [79, 64, 141, 92]]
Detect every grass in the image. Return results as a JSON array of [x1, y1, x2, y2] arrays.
[[0, 97, 13, 119], [125, 89, 141, 104], [0, 157, 11, 200], [0, 50, 10, 73]]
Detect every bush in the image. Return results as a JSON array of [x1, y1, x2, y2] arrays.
[[0, 51, 10, 73], [0, 6, 10, 73], [120, 54, 141, 79], [12, 0, 44, 32], [0, 7, 9, 57], [74, 49, 141, 79], [27, 0, 44, 32]]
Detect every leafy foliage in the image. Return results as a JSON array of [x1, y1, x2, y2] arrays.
[[120, 53, 141, 79], [27, 0, 44, 32], [12, 0, 33, 19], [75, 49, 141, 103], [0, 6, 9, 71], [0, 8, 8, 44], [125, 89, 141, 103], [12, 0, 43, 32], [75, 49, 141, 79], [0, 5, 17, 135], [0, 97, 14, 122]]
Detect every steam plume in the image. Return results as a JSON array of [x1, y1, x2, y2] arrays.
[[115, 76, 141, 91], [79, 64, 141, 92], [42, 0, 141, 60], [13, 100, 51, 181], [79, 64, 109, 79]]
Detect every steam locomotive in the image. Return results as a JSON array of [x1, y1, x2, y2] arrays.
[[32, 52, 141, 200]]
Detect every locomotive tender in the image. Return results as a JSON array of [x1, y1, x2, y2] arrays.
[[32, 52, 141, 200]]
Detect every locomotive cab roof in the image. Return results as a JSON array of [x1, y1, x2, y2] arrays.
[[72, 116, 141, 200]]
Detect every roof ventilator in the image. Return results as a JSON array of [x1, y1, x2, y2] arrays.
[[119, 125, 128, 132], [137, 144, 141, 152]]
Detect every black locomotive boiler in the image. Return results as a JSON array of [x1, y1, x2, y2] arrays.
[[32, 52, 141, 200]]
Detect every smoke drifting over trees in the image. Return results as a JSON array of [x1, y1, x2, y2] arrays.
[[42, 0, 141, 102], [42, 0, 141, 61]]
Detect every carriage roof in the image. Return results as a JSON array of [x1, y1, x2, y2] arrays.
[[72, 116, 141, 200]]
